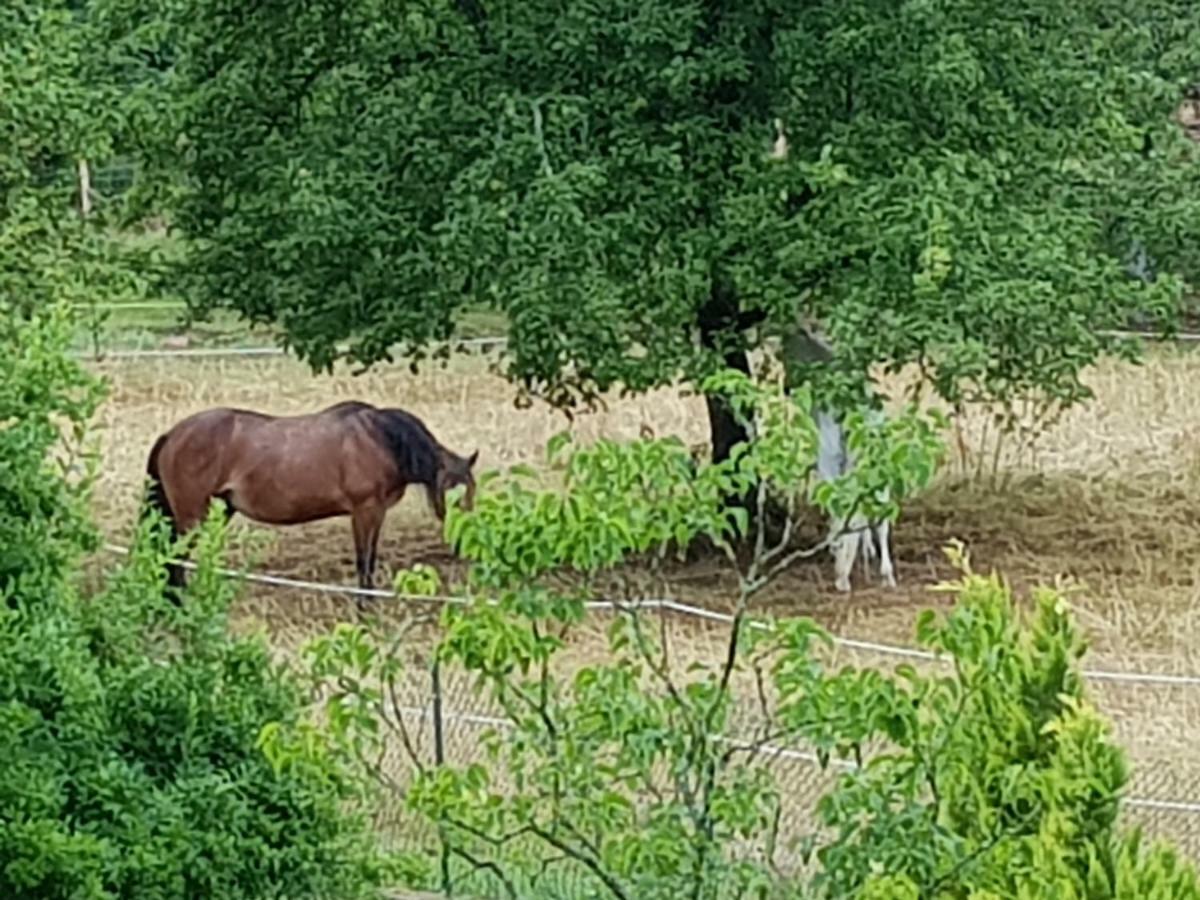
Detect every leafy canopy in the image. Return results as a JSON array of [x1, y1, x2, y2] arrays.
[[127, 0, 1200, 415]]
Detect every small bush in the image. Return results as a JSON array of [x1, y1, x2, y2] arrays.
[[808, 551, 1200, 899]]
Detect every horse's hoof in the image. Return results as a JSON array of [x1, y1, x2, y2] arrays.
[[835, 577, 851, 593], [881, 573, 897, 589]]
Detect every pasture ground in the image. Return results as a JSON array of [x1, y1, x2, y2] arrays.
[[84, 345, 1200, 857]]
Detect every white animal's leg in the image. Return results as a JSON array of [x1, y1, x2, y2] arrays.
[[876, 520, 896, 588], [833, 514, 863, 593], [861, 518, 878, 566], [833, 537, 855, 592], [816, 409, 855, 591]]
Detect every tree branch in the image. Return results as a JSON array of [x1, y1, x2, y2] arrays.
[[924, 805, 1041, 896], [381, 610, 441, 773], [526, 822, 633, 900], [449, 845, 519, 899]]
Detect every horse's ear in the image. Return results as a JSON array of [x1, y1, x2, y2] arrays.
[[468, 449, 479, 468]]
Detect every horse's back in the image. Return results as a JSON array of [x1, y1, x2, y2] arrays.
[[163, 402, 386, 456], [166, 405, 270, 434], [321, 399, 377, 417], [166, 402, 366, 441]]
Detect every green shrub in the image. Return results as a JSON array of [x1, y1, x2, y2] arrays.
[[808, 551, 1200, 899], [305, 373, 945, 899], [0, 306, 383, 899], [302, 373, 1199, 899], [0, 302, 104, 587]]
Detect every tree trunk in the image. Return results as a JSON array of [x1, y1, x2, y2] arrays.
[[696, 283, 761, 543], [703, 364, 751, 463], [697, 284, 754, 465]]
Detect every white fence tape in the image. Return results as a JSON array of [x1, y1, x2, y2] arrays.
[[1099, 329, 1200, 343], [394, 704, 854, 771], [100, 544, 1200, 688], [77, 301, 190, 312], [74, 336, 510, 361], [68, 329, 1200, 362], [69, 301, 1198, 346], [1125, 798, 1200, 814], [81, 346, 290, 359], [395, 705, 1200, 814], [98, 543, 1200, 816]]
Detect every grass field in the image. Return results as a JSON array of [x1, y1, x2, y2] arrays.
[[83, 342, 1200, 859]]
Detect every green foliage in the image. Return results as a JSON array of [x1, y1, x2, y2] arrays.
[[0, 304, 105, 586], [128, 0, 1198, 419], [303, 385, 1200, 898], [804, 549, 1200, 900], [304, 375, 947, 898], [453, 369, 943, 579], [0, 308, 382, 899]]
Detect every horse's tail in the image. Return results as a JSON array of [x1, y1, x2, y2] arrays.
[[143, 433, 184, 591], [143, 434, 174, 531]]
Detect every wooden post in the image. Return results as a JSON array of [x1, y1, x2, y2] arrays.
[[77, 159, 92, 217], [431, 658, 452, 896]]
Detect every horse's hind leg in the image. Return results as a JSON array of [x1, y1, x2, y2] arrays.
[[215, 490, 237, 523], [350, 503, 386, 598], [158, 494, 214, 599], [831, 521, 859, 594], [875, 520, 897, 588]]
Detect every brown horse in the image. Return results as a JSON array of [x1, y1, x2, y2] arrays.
[[143, 400, 477, 594]]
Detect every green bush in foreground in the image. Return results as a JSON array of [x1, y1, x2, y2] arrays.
[[304, 374, 1199, 899], [819, 554, 1200, 900], [0, 306, 382, 899]]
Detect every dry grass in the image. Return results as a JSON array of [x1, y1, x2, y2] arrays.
[[82, 344, 1200, 850]]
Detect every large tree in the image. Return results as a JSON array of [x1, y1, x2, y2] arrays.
[[127, 0, 1199, 452]]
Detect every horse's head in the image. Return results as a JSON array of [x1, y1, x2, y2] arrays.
[[436, 448, 478, 516]]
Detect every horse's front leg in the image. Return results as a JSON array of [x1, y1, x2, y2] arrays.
[[363, 519, 384, 589], [829, 515, 857, 593]]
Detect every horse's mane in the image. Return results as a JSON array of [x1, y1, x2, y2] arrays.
[[366, 406, 443, 487]]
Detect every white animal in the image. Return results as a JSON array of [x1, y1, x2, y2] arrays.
[[781, 322, 897, 593], [813, 406, 896, 593]]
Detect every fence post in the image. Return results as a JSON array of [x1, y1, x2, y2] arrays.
[[77, 159, 92, 217], [431, 656, 452, 896]]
